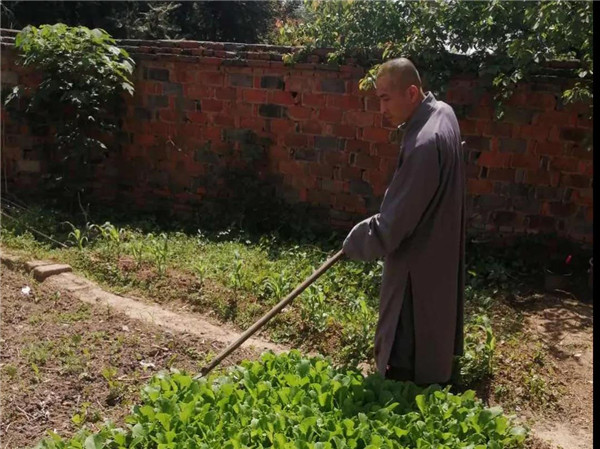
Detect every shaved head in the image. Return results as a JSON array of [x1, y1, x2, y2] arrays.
[[376, 58, 422, 91], [374, 58, 425, 126]]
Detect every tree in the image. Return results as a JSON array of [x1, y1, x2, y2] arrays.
[[0, 1, 297, 43], [274, 0, 593, 117]]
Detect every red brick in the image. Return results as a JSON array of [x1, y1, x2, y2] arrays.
[[572, 189, 593, 206], [550, 157, 579, 173], [346, 139, 370, 153], [204, 127, 222, 140], [240, 117, 266, 129], [200, 73, 224, 86], [187, 111, 207, 123], [284, 76, 313, 93], [524, 170, 552, 186], [284, 134, 310, 147], [459, 120, 478, 135], [533, 142, 564, 156], [326, 95, 362, 110], [309, 164, 333, 178], [506, 90, 529, 107], [242, 89, 267, 103], [365, 96, 380, 112], [487, 168, 515, 182], [140, 81, 164, 95], [517, 125, 550, 141], [214, 87, 236, 100], [362, 127, 391, 143], [332, 125, 356, 139], [577, 115, 593, 129], [302, 93, 326, 107], [560, 174, 591, 189], [374, 143, 399, 158], [510, 154, 540, 170], [345, 111, 375, 127], [527, 92, 557, 110], [467, 179, 494, 194], [279, 160, 307, 177], [184, 85, 213, 98], [467, 106, 494, 120], [269, 90, 297, 105], [477, 151, 511, 168], [355, 154, 379, 170], [202, 99, 223, 112], [287, 106, 312, 120], [302, 121, 323, 134], [137, 134, 156, 145], [568, 144, 593, 161], [578, 161, 593, 177], [318, 108, 343, 123], [532, 111, 577, 127], [586, 207, 594, 222], [269, 119, 294, 134], [213, 114, 235, 127], [159, 110, 177, 123]]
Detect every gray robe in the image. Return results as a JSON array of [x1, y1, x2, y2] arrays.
[[343, 92, 465, 385]]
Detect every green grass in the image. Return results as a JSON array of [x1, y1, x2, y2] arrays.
[[2, 202, 585, 388]]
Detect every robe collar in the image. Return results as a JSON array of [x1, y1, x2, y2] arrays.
[[398, 91, 437, 135]]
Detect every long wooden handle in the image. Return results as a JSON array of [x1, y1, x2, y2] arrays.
[[199, 249, 345, 376]]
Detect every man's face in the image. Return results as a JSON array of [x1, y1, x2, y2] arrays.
[[376, 74, 419, 126]]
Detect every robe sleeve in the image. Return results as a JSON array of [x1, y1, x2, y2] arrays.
[[342, 139, 440, 261]]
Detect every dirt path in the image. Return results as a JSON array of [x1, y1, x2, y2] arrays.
[[1, 250, 286, 355], [0, 266, 269, 448], [523, 296, 594, 449]]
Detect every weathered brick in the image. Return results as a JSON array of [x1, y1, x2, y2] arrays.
[[550, 157, 579, 173], [269, 90, 296, 106], [302, 93, 326, 107], [215, 87, 236, 100], [534, 142, 564, 156], [33, 263, 72, 282], [547, 201, 578, 218], [259, 104, 286, 118], [349, 180, 373, 196], [510, 154, 540, 170], [147, 68, 170, 81], [147, 95, 169, 108], [229, 73, 253, 87], [487, 168, 515, 182], [291, 148, 317, 161], [477, 152, 510, 168], [525, 215, 556, 231], [134, 107, 152, 120], [560, 127, 590, 143], [327, 95, 362, 109], [320, 79, 346, 93], [345, 111, 375, 128], [560, 174, 591, 189], [492, 211, 521, 227], [242, 89, 267, 103], [525, 170, 552, 186], [318, 108, 343, 123], [467, 179, 494, 194], [287, 106, 312, 120], [476, 194, 507, 211], [315, 136, 343, 151], [260, 76, 284, 90], [199, 99, 222, 112], [463, 136, 491, 151], [362, 127, 390, 143], [17, 160, 41, 173], [302, 121, 323, 134], [511, 197, 541, 214], [499, 138, 527, 154], [163, 82, 183, 95], [502, 107, 533, 124], [1, 71, 18, 85]]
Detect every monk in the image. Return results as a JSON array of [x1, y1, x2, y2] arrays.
[[342, 58, 465, 386]]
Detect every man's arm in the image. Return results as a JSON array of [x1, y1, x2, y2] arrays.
[[342, 140, 440, 261]]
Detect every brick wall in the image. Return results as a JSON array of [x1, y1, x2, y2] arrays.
[[0, 30, 593, 243]]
